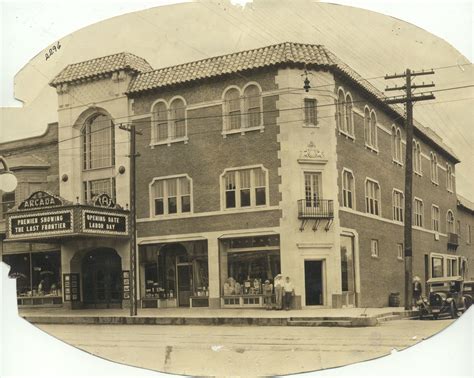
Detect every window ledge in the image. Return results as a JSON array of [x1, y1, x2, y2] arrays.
[[447, 189, 454, 193], [150, 137, 189, 147], [221, 205, 269, 212], [303, 123, 320, 129], [364, 144, 379, 153], [338, 130, 355, 141], [414, 171, 423, 177], [222, 125, 264, 137], [392, 159, 403, 167], [431, 180, 439, 186], [150, 212, 193, 220], [371, 255, 379, 259]]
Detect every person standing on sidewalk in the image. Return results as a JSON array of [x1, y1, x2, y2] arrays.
[[283, 276, 295, 311], [274, 274, 283, 310], [412, 276, 422, 308], [263, 280, 273, 310]]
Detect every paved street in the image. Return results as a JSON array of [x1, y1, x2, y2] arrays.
[[36, 319, 453, 376]]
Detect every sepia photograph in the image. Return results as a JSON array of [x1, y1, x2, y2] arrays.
[[1, 0, 473, 377]]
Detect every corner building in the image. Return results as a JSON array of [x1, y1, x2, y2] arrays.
[[4, 42, 469, 310]]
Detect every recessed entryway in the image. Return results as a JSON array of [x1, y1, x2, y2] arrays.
[[304, 260, 323, 306]]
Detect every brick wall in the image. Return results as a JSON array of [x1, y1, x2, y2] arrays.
[[457, 205, 474, 280], [334, 77, 460, 307], [132, 69, 282, 235]]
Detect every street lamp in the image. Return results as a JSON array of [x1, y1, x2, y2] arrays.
[[0, 156, 18, 192]]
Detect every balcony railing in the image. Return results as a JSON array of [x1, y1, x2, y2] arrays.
[[297, 199, 334, 219], [447, 232, 459, 248]]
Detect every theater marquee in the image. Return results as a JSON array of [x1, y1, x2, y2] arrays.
[[5, 191, 129, 241]]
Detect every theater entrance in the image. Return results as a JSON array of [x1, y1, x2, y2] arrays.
[[82, 248, 122, 309], [304, 260, 324, 306]]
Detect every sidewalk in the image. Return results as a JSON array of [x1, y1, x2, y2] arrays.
[[19, 306, 419, 327]]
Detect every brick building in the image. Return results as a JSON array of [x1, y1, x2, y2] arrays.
[[457, 195, 474, 280], [3, 42, 471, 309]]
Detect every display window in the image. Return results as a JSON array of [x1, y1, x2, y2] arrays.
[[3, 251, 62, 298], [139, 241, 209, 306], [220, 235, 280, 299]]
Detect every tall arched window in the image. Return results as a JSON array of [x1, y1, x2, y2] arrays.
[[82, 114, 114, 170], [430, 152, 438, 183], [447, 210, 455, 233], [336, 89, 345, 131], [364, 106, 371, 145], [224, 88, 241, 130], [391, 126, 402, 163], [413, 141, 422, 174], [244, 84, 262, 127], [169, 98, 186, 138], [370, 110, 377, 148], [152, 101, 168, 143], [446, 163, 454, 191], [344, 93, 354, 135]]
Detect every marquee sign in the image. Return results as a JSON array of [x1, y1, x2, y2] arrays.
[[9, 210, 74, 238], [18, 191, 63, 210], [82, 209, 128, 235]]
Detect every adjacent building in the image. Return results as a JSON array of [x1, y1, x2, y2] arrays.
[[2, 42, 472, 309]]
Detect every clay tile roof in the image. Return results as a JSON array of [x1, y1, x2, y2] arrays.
[[50, 52, 153, 87], [458, 194, 474, 213], [127, 42, 336, 94]]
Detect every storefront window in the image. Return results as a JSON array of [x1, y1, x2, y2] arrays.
[[431, 256, 443, 278], [140, 241, 209, 301], [3, 251, 61, 297], [220, 235, 280, 296], [340, 235, 355, 292]]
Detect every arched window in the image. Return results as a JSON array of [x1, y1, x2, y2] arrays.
[[169, 98, 186, 138], [412, 141, 422, 174], [446, 164, 453, 191], [430, 152, 438, 183], [344, 93, 353, 135], [342, 169, 354, 209], [364, 106, 371, 145], [391, 126, 402, 163], [244, 85, 262, 127], [370, 110, 377, 148], [152, 101, 168, 143], [336, 89, 345, 131], [447, 210, 455, 233], [82, 114, 114, 170], [396, 129, 402, 160], [224, 88, 241, 130]]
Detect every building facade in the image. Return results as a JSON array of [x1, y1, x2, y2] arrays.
[[2, 42, 471, 309]]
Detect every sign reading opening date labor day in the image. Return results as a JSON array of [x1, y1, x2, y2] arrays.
[[82, 210, 128, 235], [9, 210, 73, 238]]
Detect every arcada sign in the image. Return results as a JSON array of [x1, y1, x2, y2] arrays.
[[6, 192, 129, 241], [18, 191, 63, 210]]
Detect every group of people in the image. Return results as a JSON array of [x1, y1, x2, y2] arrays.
[[262, 274, 295, 310]]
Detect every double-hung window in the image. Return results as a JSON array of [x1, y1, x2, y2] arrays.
[[391, 126, 402, 163], [371, 239, 379, 258], [151, 98, 188, 144], [151, 176, 192, 216], [392, 189, 404, 222], [304, 98, 317, 126], [414, 198, 424, 227], [336, 89, 354, 136], [430, 152, 439, 184], [364, 107, 377, 149], [431, 205, 440, 232], [222, 167, 268, 209], [342, 169, 354, 209], [446, 164, 454, 192], [223, 84, 262, 133], [413, 141, 422, 175], [365, 179, 380, 216]]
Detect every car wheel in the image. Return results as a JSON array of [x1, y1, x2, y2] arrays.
[[450, 302, 457, 319]]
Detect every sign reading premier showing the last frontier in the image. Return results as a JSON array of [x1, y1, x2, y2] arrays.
[[10, 211, 72, 236]]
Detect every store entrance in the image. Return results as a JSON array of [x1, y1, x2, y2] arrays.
[[177, 263, 193, 307], [82, 248, 122, 309], [304, 260, 323, 306]]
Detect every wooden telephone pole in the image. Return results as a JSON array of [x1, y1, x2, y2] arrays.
[[384, 69, 435, 310], [119, 123, 142, 316]]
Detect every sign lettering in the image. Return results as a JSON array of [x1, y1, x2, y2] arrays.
[[10, 211, 73, 237], [18, 191, 63, 210], [83, 210, 127, 234]]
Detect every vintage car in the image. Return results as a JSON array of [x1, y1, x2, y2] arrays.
[[462, 280, 474, 309], [418, 276, 468, 320]]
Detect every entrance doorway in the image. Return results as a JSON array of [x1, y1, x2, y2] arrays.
[[82, 248, 122, 309], [304, 260, 323, 306], [177, 263, 193, 307]]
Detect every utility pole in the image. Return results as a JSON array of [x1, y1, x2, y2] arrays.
[[119, 123, 142, 316], [384, 69, 435, 310]]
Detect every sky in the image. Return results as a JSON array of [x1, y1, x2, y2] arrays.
[[1, 0, 473, 201]]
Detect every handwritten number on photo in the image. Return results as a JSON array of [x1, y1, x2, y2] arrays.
[[45, 42, 61, 61]]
